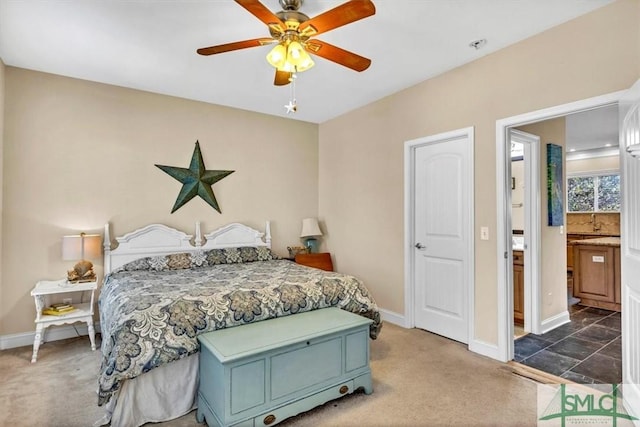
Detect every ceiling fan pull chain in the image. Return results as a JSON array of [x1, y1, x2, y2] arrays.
[[285, 72, 298, 114]]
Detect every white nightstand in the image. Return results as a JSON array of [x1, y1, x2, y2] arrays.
[[30, 279, 97, 363]]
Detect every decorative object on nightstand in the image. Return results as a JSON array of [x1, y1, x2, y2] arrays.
[[62, 232, 102, 283], [30, 279, 98, 363], [300, 218, 323, 253], [286, 245, 308, 259]]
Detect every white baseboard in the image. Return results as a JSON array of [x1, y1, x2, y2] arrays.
[[379, 308, 406, 327], [0, 323, 101, 350], [540, 310, 570, 334], [469, 338, 501, 361]]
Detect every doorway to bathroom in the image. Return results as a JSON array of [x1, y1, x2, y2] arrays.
[[512, 105, 622, 384], [497, 93, 626, 385]]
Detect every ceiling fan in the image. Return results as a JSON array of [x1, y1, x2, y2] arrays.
[[197, 0, 376, 86]]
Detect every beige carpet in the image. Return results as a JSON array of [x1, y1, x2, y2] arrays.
[[0, 323, 540, 427]]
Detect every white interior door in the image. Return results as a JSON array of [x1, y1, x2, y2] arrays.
[[620, 78, 640, 418], [509, 129, 542, 335], [412, 128, 472, 344]]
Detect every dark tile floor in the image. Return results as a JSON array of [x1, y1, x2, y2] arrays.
[[514, 305, 621, 384]]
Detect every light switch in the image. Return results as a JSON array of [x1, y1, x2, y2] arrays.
[[480, 227, 489, 240]]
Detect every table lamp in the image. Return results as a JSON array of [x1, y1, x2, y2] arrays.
[[62, 233, 102, 283], [300, 218, 323, 253]]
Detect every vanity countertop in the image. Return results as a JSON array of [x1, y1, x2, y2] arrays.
[[569, 236, 620, 247], [566, 231, 620, 237]]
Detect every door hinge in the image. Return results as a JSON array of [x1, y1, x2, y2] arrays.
[[504, 251, 508, 259]]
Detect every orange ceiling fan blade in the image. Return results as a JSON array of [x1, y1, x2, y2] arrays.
[[235, 0, 285, 34], [274, 70, 293, 86], [298, 0, 375, 38], [197, 38, 275, 55], [305, 39, 371, 72]]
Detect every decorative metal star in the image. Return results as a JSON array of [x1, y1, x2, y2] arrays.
[[284, 100, 297, 114], [155, 141, 234, 214]]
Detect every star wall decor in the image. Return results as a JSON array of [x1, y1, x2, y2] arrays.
[[155, 141, 234, 214]]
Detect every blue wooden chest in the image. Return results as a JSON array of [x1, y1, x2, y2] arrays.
[[196, 308, 373, 427]]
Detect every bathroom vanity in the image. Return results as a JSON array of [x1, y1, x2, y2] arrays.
[[570, 237, 621, 312]]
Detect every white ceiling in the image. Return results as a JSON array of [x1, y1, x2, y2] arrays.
[[511, 105, 619, 160], [0, 0, 613, 124], [566, 105, 619, 153]]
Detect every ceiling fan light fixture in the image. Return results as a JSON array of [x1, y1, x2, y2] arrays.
[[266, 40, 314, 73], [266, 43, 288, 69], [198, 0, 375, 91], [287, 41, 314, 71]]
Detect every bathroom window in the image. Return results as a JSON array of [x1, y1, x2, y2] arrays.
[[567, 172, 620, 212]]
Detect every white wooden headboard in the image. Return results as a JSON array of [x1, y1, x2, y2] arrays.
[[104, 221, 271, 274]]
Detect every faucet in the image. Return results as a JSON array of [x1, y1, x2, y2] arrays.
[[591, 213, 601, 231]]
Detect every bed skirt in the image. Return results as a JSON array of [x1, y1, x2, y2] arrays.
[[95, 354, 199, 427]]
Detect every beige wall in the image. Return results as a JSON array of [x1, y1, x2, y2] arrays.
[[567, 155, 620, 174], [517, 118, 567, 321], [2, 1, 639, 346], [318, 0, 640, 345], [1, 68, 318, 336]]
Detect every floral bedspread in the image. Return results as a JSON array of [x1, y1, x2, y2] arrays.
[[98, 253, 381, 406]]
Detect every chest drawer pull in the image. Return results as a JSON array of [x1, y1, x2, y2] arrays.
[[264, 414, 276, 425], [339, 385, 349, 394]]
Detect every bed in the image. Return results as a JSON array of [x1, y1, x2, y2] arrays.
[[95, 221, 381, 427]]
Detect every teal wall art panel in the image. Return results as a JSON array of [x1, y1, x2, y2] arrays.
[[547, 143, 563, 226]]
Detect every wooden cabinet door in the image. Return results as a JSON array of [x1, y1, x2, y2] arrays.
[[513, 264, 524, 324], [573, 245, 615, 303], [566, 244, 574, 271], [566, 235, 583, 272]]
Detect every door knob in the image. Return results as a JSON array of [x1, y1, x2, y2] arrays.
[[415, 243, 426, 250]]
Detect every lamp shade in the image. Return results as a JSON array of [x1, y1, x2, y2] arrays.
[[300, 218, 322, 238], [266, 41, 315, 73], [286, 41, 314, 72], [62, 233, 102, 261], [266, 43, 287, 70]]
